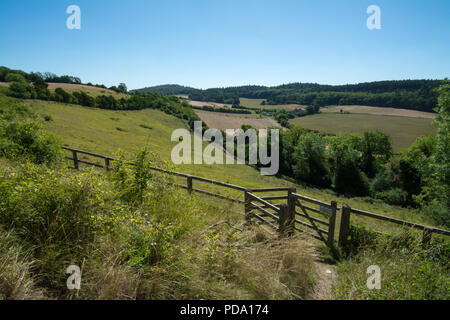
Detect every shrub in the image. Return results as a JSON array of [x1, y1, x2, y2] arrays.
[[422, 200, 450, 228], [376, 188, 408, 206], [341, 224, 379, 257], [0, 95, 62, 164], [5, 73, 27, 83]]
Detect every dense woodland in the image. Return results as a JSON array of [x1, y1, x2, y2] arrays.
[[139, 80, 442, 113]]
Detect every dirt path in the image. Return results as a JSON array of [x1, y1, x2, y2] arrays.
[[308, 261, 336, 300]]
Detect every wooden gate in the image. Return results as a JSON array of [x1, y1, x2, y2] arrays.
[[244, 188, 337, 246]]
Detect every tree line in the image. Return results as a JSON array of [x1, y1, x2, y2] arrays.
[[0, 66, 128, 94], [140, 80, 443, 113], [0, 67, 200, 130]]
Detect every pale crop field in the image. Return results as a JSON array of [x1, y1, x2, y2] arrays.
[[323, 105, 437, 119], [194, 109, 280, 131], [289, 112, 436, 152]]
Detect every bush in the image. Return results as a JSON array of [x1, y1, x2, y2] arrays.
[[376, 188, 408, 206], [0, 95, 62, 164], [422, 200, 450, 228], [5, 73, 27, 83], [8, 81, 36, 99], [341, 224, 379, 257]]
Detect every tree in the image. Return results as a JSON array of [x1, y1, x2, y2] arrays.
[[5, 73, 27, 83], [292, 132, 330, 187], [360, 131, 393, 178], [328, 136, 369, 196], [423, 80, 450, 206], [118, 83, 128, 93], [54, 88, 74, 103]]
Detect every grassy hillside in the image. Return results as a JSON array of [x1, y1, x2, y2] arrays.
[[0, 82, 128, 99], [27, 98, 440, 231], [289, 112, 436, 152]]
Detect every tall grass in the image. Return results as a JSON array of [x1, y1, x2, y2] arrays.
[[333, 227, 449, 300], [0, 151, 317, 300]]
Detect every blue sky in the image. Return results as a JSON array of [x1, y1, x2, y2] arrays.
[[0, 0, 449, 89]]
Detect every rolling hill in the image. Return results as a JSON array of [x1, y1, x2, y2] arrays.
[[26, 97, 437, 231]]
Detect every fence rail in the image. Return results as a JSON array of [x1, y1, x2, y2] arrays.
[[62, 146, 450, 247]]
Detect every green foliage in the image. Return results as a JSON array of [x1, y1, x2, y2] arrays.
[[430, 80, 450, 206], [341, 224, 379, 257], [143, 80, 442, 113], [292, 132, 330, 187], [328, 136, 370, 196], [118, 83, 127, 93], [360, 131, 393, 178], [5, 73, 27, 83], [8, 81, 36, 99], [0, 94, 62, 164], [191, 105, 252, 114], [54, 87, 75, 104], [335, 231, 450, 300], [375, 188, 408, 206], [1, 66, 201, 130], [0, 162, 105, 291], [422, 200, 450, 228]]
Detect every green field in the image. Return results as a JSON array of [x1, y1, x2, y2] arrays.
[[240, 97, 304, 111], [289, 112, 436, 152], [26, 99, 437, 230]]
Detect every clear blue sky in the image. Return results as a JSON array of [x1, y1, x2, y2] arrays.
[[1, 0, 449, 90]]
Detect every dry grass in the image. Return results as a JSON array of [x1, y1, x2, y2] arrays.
[[46, 83, 128, 99], [0, 231, 45, 300], [188, 100, 232, 108], [323, 105, 437, 119], [194, 110, 280, 131], [180, 223, 318, 300]]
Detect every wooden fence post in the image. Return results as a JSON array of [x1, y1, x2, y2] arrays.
[[287, 187, 296, 216], [104, 158, 111, 171], [72, 150, 79, 170], [328, 200, 337, 247], [338, 204, 351, 247], [278, 203, 295, 237], [244, 190, 252, 223], [187, 176, 193, 194], [422, 227, 432, 246]]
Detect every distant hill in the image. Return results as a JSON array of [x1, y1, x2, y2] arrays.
[[136, 80, 444, 113], [135, 84, 199, 95]]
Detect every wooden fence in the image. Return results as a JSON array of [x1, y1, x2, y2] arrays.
[[63, 146, 450, 247]]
